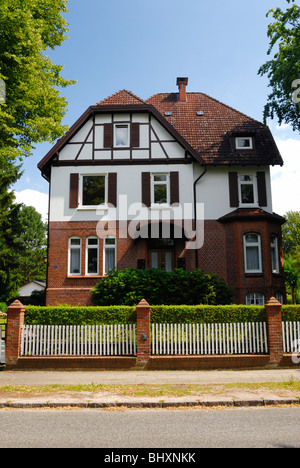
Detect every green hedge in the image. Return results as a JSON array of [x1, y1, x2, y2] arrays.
[[24, 305, 300, 326], [25, 306, 136, 325], [91, 268, 233, 306]]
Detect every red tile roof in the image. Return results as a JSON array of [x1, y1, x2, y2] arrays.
[[146, 92, 283, 166], [96, 89, 146, 107]]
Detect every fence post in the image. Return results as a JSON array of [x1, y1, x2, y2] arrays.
[[6, 300, 26, 367], [136, 299, 151, 366], [265, 297, 283, 366]]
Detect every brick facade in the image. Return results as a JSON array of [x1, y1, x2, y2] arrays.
[[46, 216, 285, 306]]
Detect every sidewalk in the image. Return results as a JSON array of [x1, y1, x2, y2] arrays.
[[0, 368, 300, 409]]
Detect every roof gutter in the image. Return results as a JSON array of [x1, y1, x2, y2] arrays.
[[193, 166, 207, 269]]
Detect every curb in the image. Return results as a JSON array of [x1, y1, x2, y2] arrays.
[[0, 398, 299, 409]]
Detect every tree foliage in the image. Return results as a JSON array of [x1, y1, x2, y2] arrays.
[[0, 0, 75, 162], [91, 268, 233, 306], [258, 0, 300, 131], [15, 205, 47, 284], [282, 210, 300, 303]]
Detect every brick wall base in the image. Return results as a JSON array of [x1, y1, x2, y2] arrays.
[[9, 353, 299, 370]]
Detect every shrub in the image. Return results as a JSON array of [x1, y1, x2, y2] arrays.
[[91, 268, 233, 306]]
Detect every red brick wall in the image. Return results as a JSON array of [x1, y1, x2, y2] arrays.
[[46, 219, 285, 306]]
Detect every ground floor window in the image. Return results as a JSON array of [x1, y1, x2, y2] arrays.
[[86, 237, 99, 275], [69, 237, 82, 275], [246, 293, 265, 306], [104, 237, 116, 274]]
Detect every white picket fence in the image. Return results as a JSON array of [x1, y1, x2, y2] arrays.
[[21, 324, 136, 357], [151, 322, 268, 355], [0, 326, 4, 363], [282, 321, 300, 353]]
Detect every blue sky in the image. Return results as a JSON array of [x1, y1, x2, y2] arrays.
[[13, 0, 300, 219]]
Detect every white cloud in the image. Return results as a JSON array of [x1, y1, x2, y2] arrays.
[[14, 189, 48, 223], [271, 138, 300, 216]]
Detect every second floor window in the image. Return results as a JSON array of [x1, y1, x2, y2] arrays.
[[82, 175, 106, 207], [152, 173, 169, 205], [239, 174, 255, 205]]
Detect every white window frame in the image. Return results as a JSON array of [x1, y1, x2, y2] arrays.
[[86, 236, 99, 276], [114, 124, 130, 148], [270, 235, 280, 274], [238, 173, 257, 207], [79, 173, 107, 209], [103, 236, 117, 275], [244, 233, 262, 273], [151, 173, 170, 207], [235, 137, 253, 150], [246, 293, 265, 306], [68, 237, 82, 276]]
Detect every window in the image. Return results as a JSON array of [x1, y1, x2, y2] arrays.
[[270, 235, 280, 274], [275, 292, 283, 304], [81, 175, 106, 207], [114, 124, 129, 147], [86, 237, 99, 275], [236, 137, 253, 149], [246, 293, 265, 305], [104, 237, 116, 274], [239, 174, 255, 205], [69, 237, 81, 275], [244, 233, 262, 273], [152, 173, 169, 205]]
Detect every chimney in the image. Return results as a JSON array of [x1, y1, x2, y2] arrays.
[[177, 77, 188, 102]]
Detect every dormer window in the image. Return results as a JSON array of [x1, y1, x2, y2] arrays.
[[235, 137, 253, 149]]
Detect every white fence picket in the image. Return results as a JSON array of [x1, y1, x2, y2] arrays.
[[21, 324, 136, 357]]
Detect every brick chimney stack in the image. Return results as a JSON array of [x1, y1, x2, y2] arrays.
[[177, 77, 188, 102]]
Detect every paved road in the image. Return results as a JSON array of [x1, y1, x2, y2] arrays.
[[1, 407, 300, 448]]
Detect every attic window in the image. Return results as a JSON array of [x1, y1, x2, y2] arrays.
[[164, 112, 172, 116], [236, 137, 253, 150], [114, 124, 129, 147]]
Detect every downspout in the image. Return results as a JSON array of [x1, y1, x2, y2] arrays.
[[193, 165, 207, 269]]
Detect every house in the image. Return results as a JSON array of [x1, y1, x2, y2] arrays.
[[38, 77, 286, 306], [18, 281, 46, 298]]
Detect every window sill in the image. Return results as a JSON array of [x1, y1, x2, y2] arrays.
[[67, 275, 104, 279], [77, 206, 109, 211], [245, 273, 263, 278]]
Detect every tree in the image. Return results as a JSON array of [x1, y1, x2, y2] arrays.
[[282, 210, 300, 254], [0, 0, 75, 162], [15, 205, 47, 285], [0, 0, 74, 302], [258, 0, 300, 131], [0, 164, 22, 302]]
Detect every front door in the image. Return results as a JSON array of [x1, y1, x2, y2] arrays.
[[150, 249, 174, 272]]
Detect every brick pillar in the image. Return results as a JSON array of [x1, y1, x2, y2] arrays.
[[6, 300, 25, 367], [136, 299, 151, 366], [265, 297, 283, 366]]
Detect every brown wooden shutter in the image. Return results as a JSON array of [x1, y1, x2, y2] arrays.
[[228, 172, 239, 207], [141, 172, 151, 207], [170, 172, 179, 205], [130, 123, 140, 147], [257, 171, 267, 207], [69, 173, 79, 208], [103, 123, 113, 148], [108, 173, 117, 207]]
